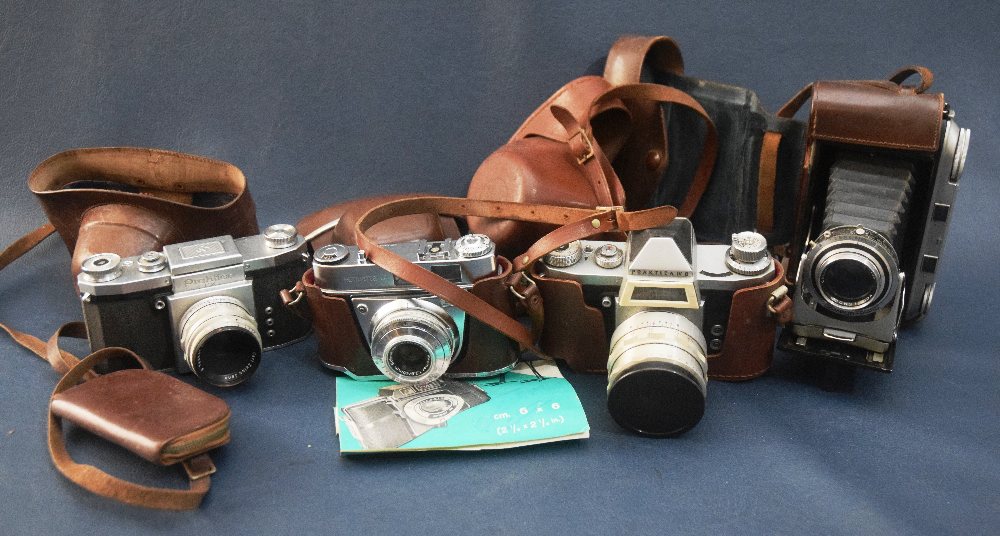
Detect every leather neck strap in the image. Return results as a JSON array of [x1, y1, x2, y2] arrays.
[[1, 227, 212, 510], [586, 83, 717, 217], [603, 34, 685, 85], [352, 196, 678, 352]]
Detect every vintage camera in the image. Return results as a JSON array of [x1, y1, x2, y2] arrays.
[[780, 108, 970, 371], [78, 224, 312, 387], [539, 218, 777, 436], [309, 234, 518, 384], [341, 379, 490, 449]]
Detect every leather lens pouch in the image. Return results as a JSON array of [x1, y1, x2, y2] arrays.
[[48, 348, 230, 510]]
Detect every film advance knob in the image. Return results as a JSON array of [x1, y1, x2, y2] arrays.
[[264, 224, 299, 249], [594, 243, 624, 269], [454, 234, 494, 258], [542, 241, 583, 268], [81, 253, 123, 282], [726, 231, 771, 276]]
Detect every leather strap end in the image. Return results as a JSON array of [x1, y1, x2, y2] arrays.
[[888, 65, 933, 93]]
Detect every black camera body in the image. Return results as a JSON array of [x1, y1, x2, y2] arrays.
[[780, 102, 969, 371], [78, 225, 312, 386]]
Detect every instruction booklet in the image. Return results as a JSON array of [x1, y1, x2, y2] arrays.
[[334, 359, 589, 453]]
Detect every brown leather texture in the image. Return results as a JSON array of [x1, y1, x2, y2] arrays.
[[45, 348, 221, 510], [602, 35, 686, 206], [707, 261, 785, 381], [467, 137, 627, 257], [300, 269, 375, 374], [468, 75, 629, 258], [447, 256, 519, 375], [297, 194, 460, 248], [468, 81, 716, 260], [534, 274, 609, 373], [810, 80, 944, 152], [50, 367, 231, 465], [299, 257, 518, 377], [29, 147, 259, 277], [532, 261, 785, 378]]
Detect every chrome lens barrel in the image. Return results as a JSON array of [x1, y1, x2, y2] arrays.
[[179, 296, 263, 387], [370, 299, 461, 384], [806, 226, 899, 316], [606, 311, 708, 437]]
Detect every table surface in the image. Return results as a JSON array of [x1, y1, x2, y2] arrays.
[[1, 2, 997, 534]]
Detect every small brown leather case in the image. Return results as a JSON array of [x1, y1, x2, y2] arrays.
[[29, 147, 259, 277], [298, 257, 519, 378], [534, 261, 785, 380], [50, 368, 231, 465]]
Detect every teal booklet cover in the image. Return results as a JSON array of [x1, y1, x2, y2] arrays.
[[334, 360, 589, 453]]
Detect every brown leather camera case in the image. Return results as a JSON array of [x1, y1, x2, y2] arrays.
[[298, 257, 519, 378], [29, 147, 259, 276], [534, 261, 786, 380]]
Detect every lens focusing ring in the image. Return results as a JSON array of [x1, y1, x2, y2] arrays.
[[804, 226, 899, 316], [606, 311, 708, 437], [370, 299, 461, 384], [178, 296, 263, 387]]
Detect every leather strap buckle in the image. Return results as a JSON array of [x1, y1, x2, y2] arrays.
[[569, 128, 595, 164], [508, 272, 538, 302], [767, 285, 793, 324], [182, 454, 217, 481]]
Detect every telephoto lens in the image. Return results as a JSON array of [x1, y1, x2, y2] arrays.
[[178, 296, 263, 387], [605, 311, 709, 437]]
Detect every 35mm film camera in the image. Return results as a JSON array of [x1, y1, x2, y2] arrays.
[[301, 234, 519, 384], [78, 224, 312, 387], [539, 218, 779, 436]]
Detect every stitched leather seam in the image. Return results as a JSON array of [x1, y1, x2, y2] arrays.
[[811, 134, 938, 151]]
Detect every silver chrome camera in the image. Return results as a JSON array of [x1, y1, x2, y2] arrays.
[[78, 224, 312, 387], [782, 112, 969, 371], [541, 218, 775, 436], [312, 234, 517, 384], [341, 379, 490, 449]]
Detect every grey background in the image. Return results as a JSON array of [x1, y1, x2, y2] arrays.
[[1, 1, 998, 534]]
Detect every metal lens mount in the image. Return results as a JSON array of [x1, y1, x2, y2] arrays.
[[804, 226, 899, 316], [369, 299, 461, 384], [178, 296, 263, 387], [606, 311, 708, 437]]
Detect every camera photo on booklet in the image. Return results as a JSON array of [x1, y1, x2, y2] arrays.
[[334, 360, 589, 453]]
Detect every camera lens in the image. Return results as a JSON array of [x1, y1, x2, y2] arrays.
[[820, 255, 879, 305], [387, 341, 433, 376], [179, 296, 262, 387], [606, 311, 708, 437], [813, 244, 889, 313], [370, 299, 461, 384]]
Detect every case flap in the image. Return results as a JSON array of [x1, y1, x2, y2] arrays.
[[810, 81, 944, 152], [50, 369, 230, 464]]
